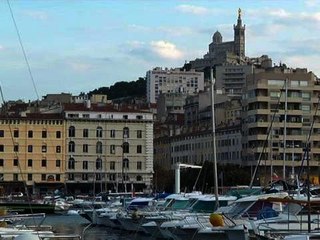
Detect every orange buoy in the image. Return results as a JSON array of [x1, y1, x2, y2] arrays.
[[209, 213, 224, 227]]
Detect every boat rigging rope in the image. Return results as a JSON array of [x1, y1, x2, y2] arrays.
[[6, 0, 40, 101], [4, 1, 43, 238], [249, 83, 286, 188], [297, 94, 320, 179]]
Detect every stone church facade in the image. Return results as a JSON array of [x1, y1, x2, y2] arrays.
[[190, 9, 246, 70]]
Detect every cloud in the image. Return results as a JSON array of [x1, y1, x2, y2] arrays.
[[176, 4, 209, 15], [304, 0, 320, 7], [127, 24, 150, 32], [150, 41, 184, 60], [268, 8, 291, 18], [248, 7, 320, 25], [124, 40, 184, 61], [283, 55, 320, 75], [127, 23, 196, 37], [157, 26, 195, 37], [23, 10, 49, 20], [0, 45, 4, 51], [68, 61, 92, 72]]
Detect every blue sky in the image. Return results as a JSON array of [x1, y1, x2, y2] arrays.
[[1, 0, 320, 101]]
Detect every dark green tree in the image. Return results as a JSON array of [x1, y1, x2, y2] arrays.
[[88, 77, 146, 100]]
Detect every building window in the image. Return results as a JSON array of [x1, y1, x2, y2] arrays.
[[42, 130, 47, 138], [14, 130, 19, 138], [109, 174, 116, 181], [96, 141, 102, 154], [14, 144, 19, 152], [56, 174, 60, 181], [28, 145, 33, 153], [137, 130, 142, 138], [28, 174, 32, 181], [110, 161, 115, 170], [110, 145, 115, 154], [56, 146, 61, 153], [68, 158, 75, 169], [0, 145, 3, 152], [56, 131, 61, 138], [69, 126, 75, 137], [123, 115, 128, 119], [122, 142, 129, 153], [13, 174, 18, 181], [83, 129, 88, 138], [28, 159, 32, 167], [302, 104, 311, 112], [0, 159, 3, 167], [137, 161, 142, 170], [123, 127, 129, 138], [41, 174, 46, 181], [0, 130, 4, 137], [83, 144, 88, 153], [123, 158, 129, 169], [13, 159, 18, 166], [137, 145, 142, 153], [68, 141, 75, 152], [0, 174, 3, 181], [96, 173, 101, 180], [123, 174, 129, 181], [28, 130, 33, 138], [96, 127, 103, 138], [68, 173, 74, 181], [96, 158, 102, 170], [83, 161, 88, 170], [82, 174, 88, 181], [42, 145, 47, 153], [110, 129, 115, 138], [136, 175, 142, 181], [41, 159, 47, 167]]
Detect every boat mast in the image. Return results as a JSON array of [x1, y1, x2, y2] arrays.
[[210, 69, 219, 209], [282, 78, 288, 180]]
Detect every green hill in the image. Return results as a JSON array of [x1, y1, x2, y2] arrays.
[[88, 77, 146, 100]]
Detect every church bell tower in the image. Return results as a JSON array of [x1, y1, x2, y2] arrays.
[[233, 8, 245, 57]]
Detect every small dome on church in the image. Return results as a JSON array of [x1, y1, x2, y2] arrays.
[[212, 31, 222, 43]]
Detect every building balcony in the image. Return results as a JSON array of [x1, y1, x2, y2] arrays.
[[247, 122, 271, 128], [286, 122, 303, 128], [247, 109, 270, 115], [247, 135, 268, 141], [246, 96, 270, 103]]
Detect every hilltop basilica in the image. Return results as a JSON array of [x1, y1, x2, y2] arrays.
[[189, 8, 248, 70]]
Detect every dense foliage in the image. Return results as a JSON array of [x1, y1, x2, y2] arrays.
[[88, 77, 146, 100]]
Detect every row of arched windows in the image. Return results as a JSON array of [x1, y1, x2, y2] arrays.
[[68, 126, 131, 138], [68, 158, 103, 170], [68, 141, 131, 154]]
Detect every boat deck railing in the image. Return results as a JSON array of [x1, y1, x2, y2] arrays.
[[38, 234, 81, 239]]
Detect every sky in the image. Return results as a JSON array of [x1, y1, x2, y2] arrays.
[[1, 0, 320, 101]]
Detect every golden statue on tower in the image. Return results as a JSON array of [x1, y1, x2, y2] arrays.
[[238, 8, 242, 18]]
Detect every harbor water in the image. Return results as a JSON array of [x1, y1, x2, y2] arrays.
[[25, 214, 153, 240]]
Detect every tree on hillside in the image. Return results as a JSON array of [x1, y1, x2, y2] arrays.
[[88, 77, 146, 100]]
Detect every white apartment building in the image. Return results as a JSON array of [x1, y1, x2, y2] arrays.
[[146, 67, 204, 104], [63, 101, 154, 194]]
